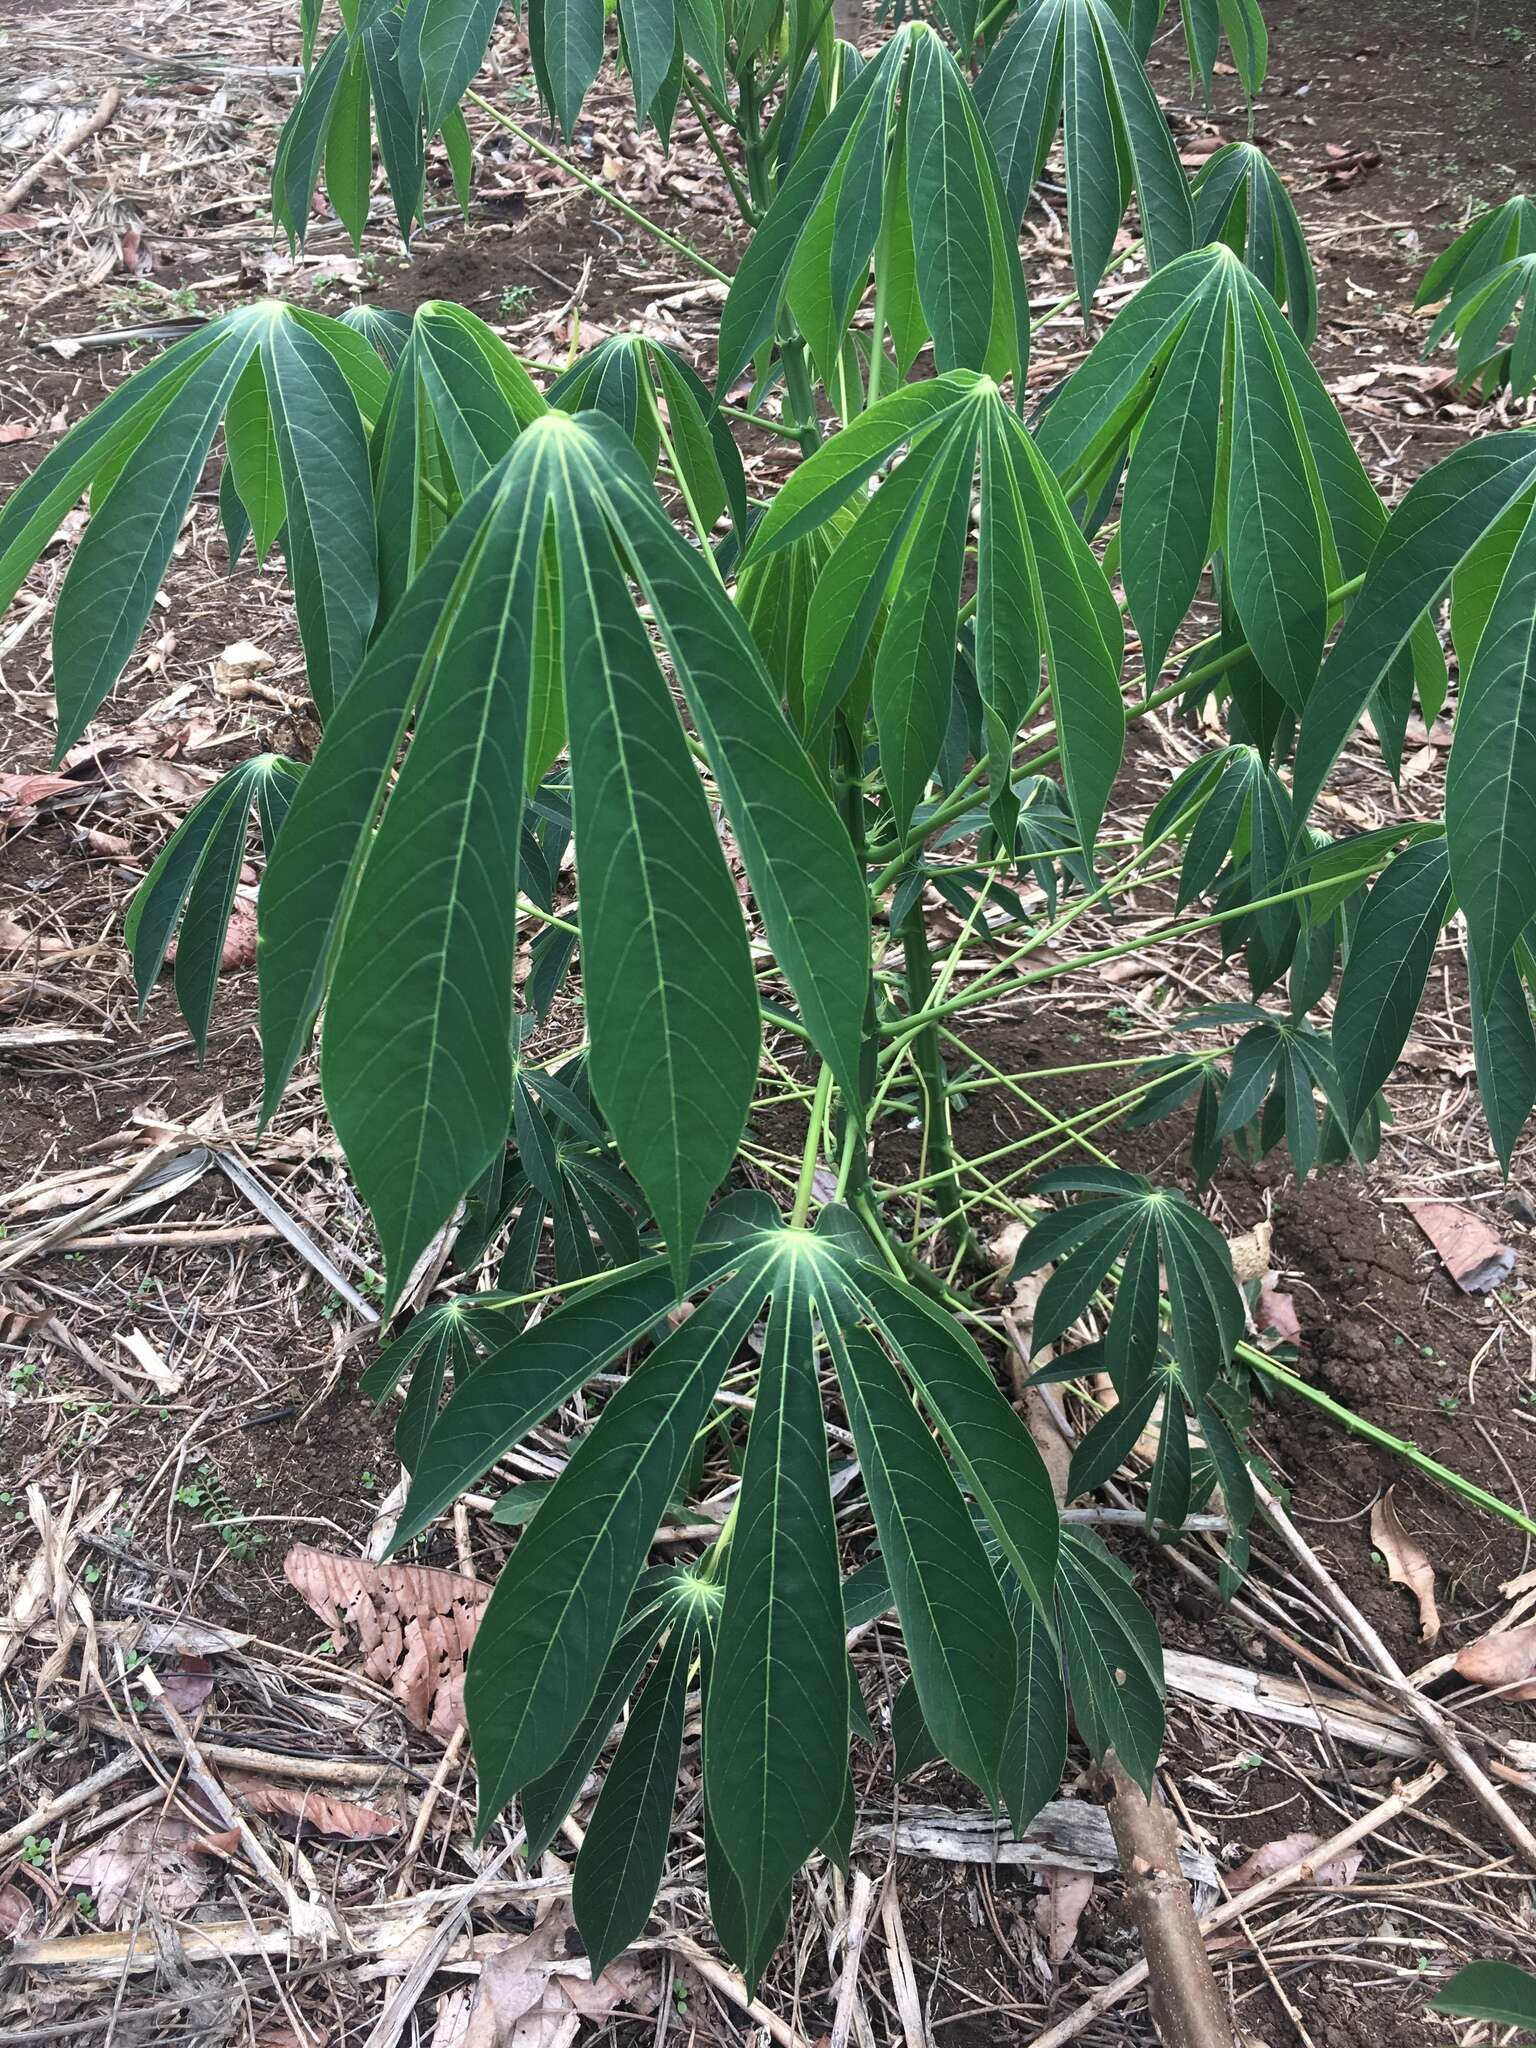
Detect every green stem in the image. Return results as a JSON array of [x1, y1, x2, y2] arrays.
[[681, 70, 758, 224], [466, 91, 730, 283], [1243, 1344, 1536, 1543], [864, 572, 1370, 896], [781, 340, 824, 456], [899, 901, 979, 1264], [884, 859, 1379, 1041], [790, 1064, 835, 1227]]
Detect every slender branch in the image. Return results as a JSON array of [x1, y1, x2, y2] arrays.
[[466, 91, 731, 282]]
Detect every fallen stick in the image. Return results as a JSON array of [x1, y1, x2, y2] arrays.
[[1101, 1758, 1232, 2048], [829, 1868, 876, 2048], [0, 87, 123, 213], [854, 1798, 1219, 1887], [10, 1876, 570, 1981], [80, 1710, 411, 1786], [1253, 1475, 1536, 1872], [0, 1750, 139, 1861], [1025, 1763, 1446, 2048]]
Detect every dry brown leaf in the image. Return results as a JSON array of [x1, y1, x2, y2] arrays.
[[283, 1543, 489, 1736], [1407, 1201, 1515, 1294], [1370, 1488, 1440, 1645], [1, 770, 77, 809], [158, 1650, 214, 1714], [1229, 1832, 1362, 1892], [222, 1767, 399, 1839], [1034, 1868, 1094, 1964], [1453, 1619, 1536, 1702], [0, 421, 38, 444], [0, 914, 71, 959], [114, 754, 218, 809], [254, 2027, 330, 2048], [1255, 1276, 1301, 1347], [0, 1881, 36, 1939], [61, 1812, 233, 1928], [463, 1902, 655, 2048]]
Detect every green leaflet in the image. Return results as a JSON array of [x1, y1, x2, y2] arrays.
[[465, 1253, 773, 1829], [592, 428, 870, 1116], [1178, 0, 1267, 103], [400, 0, 501, 136], [827, 1323, 1016, 1807], [321, 439, 547, 1299], [324, 41, 373, 246], [521, 1570, 682, 1860], [1431, 1960, 1536, 2031], [705, 1248, 848, 1982], [851, 1267, 1059, 1614], [871, 410, 976, 830], [1293, 432, 1536, 817], [1332, 837, 1452, 1135], [1002, 1575, 1068, 1837], [1056, 1528, 1164, 1791], [260, 309, 379, 720], [552, 455, 759, 1289], [1469, 945, 1536, 1179], [716, 25, 1027, 406], [257, 458, 512, 1120], [123, 755, 300, 1055], [974, 0, 1195, 313], [573, 1613, 692, 1973], [51, 321, 262, 758], [1193, 141, 1316, 344], [223, 352, 286, 563], [1446, 497, 1536, 996]]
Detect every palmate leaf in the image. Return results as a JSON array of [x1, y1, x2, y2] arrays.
[[387, 1203, 1060, 1981], [1425, 254, 1536, 397], [359, 1291, 512, 1468], [1417, 195, 1536, 396], [1039, 246, 1402, 706], [1009, 1167, 1245, 1403], [747, 373, 1124, 852], [1174, 1002, 1348, 1181], [0, 301, 385, 759], [259, 410, 868, 1299], [123, 755, 301, 1055], [717, 24, 1028, 407], [1193, 141, 1315, 344], [974, 0, 1196, 315]]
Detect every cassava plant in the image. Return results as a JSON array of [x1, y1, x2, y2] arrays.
[[9, 0, 1536, 1993]]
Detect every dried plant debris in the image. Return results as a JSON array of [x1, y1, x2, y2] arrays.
[[283, 1543, 488, 1737]]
